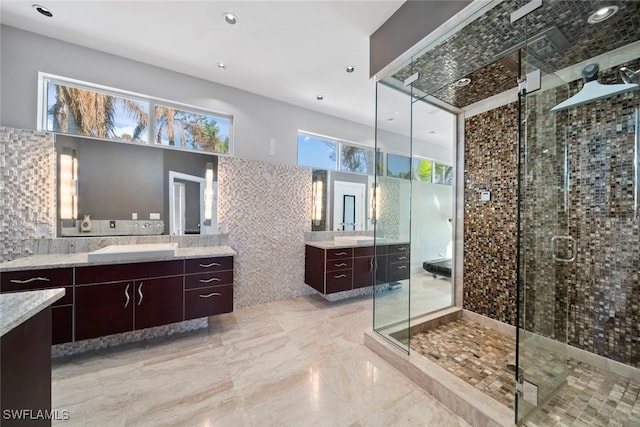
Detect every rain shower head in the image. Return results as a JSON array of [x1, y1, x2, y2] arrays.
[[550, 63, 639, 113]]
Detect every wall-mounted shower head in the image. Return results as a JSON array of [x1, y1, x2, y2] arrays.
[[620, 67, 640, 84], [551, 63, 639, 112]]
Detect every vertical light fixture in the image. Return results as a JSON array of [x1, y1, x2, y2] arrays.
[[59, 148, 78, 220], [204, 162, 214, 223], [312, 179, 323, 225], [369, 183, 381, 223]]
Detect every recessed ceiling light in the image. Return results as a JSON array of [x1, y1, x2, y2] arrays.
[[346, 66, 355, 73], [32, 4, 53, 17], [588, 5, 618, 24], [428, 131, 436, 134], [217, 63, 226, 70], [386, 117, 394, 122], [223, 12, 238, 25], [453, 77, 471, 87], [316, 95, 324, 101]]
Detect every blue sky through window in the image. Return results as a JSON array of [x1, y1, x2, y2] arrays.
[[297, 134, 337, 170]]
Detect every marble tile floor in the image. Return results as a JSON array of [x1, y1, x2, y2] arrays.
[[51, 294, 470, 427], [407, 319, 640, 426]]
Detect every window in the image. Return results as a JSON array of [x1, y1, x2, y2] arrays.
[[154, 105, 230, 154], [340, 144, 374, 174], [45, 81, 149, 143], [386, 153, 411, 179], [297, 132, 374, 174], [433, 162, 454, 185], [297, 133, 338, 170], [413, 159, 433, 182], [41, 75, 232, 155]]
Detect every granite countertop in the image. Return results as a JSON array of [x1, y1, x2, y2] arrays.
[[0, 246, 237, 272], [306, 240, 409, 249], [0, 288, 65, 337]]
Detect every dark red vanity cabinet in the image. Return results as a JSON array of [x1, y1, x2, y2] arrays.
[[184, 256, 234, 320], [0, 267, 74, 344], [305, 243, 406, 295], [75, 260, 184, 340]]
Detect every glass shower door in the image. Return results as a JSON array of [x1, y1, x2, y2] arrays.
[[516, 61, 570, 423]]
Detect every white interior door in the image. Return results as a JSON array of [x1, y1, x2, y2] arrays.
[[333, 181, 366, 231]]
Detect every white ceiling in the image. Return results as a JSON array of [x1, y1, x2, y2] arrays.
[[0, 0, 455, 148]]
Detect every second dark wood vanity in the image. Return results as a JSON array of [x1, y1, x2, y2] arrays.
[[305, 242, 410, 295]]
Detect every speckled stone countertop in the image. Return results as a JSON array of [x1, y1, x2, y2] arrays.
[[0, 246, 236, 272], [305, 240, 408, 249], [0, 288, 65, 336]]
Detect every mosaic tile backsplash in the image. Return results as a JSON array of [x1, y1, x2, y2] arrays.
[[0, 127, 55, 262], [218, 157, 314, 307], [464, 60, 640, 367]]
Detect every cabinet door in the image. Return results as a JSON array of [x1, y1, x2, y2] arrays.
[[52, 306, 73, 344], [134, 277, 183, 330], [353, 257, 374, 289], [75, 282, 134, 341]]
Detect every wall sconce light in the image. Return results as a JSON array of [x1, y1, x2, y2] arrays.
[[369, 183, 381, 223], [204, 162, 214, 224], [59, 148, 78, 220], [312, 179, 323, 225]]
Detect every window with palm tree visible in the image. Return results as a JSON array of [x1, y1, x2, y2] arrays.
[[42, 76, 232, 155]]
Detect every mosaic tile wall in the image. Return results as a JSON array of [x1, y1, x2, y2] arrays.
[[464, 60, 640, 367], [463, 102, 519, 325], [218, 156, 314, 307], [390, 0, 640, 108], [0, 127, 56, 262]]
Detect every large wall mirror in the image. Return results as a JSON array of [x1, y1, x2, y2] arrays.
[[55, 135, 218, 236], [311, 169, 375, 232]]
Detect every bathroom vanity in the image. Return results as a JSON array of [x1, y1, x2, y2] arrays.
[[304, 241, 410, 295], [0, 246, 236, 344]]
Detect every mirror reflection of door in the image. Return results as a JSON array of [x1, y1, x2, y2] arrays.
[[333, 181, 365, 231], [343, 195, 356, 231], [168, 171, 205, 235]]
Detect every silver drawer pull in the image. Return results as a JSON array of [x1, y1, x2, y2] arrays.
[[199, 277, 222, 283], [397, 265, 407, 269], [124, 284, 130, 308], [199, 292, 221, 298], [397, 256, 407, 260], [397, 247, 407, 251], [334, 252, 348, 256], [334, 263, 347, 267], [199, 262, 222, 268], [10, 277, 51, 284], [334, 274, 347, 279], [137, 282, 144, 306]]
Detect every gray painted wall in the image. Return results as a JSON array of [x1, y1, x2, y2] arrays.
[[0, 25, 451, 164]]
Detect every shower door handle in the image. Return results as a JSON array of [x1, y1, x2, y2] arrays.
[[551, 236, 577, 263]]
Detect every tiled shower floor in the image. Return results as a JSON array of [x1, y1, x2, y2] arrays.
[[406, 319, 640, 426]]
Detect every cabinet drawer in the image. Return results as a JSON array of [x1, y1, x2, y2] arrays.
[[185, 271, 233, 290], [389, 262, 410, 281], [388, 253, 410, 263], [76, 260, 183, 285], [325, 270, 352, 293], [388, 244, 410, 254], [327, 248, 353, 260], [325, 258, 353, 272], [185, 285, 233, 320], [185, 256, 233, 274], [1, 268, 73, 292]]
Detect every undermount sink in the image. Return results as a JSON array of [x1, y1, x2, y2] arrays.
[[87, 243, 178, 263], [333, 235, 386, 245]]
